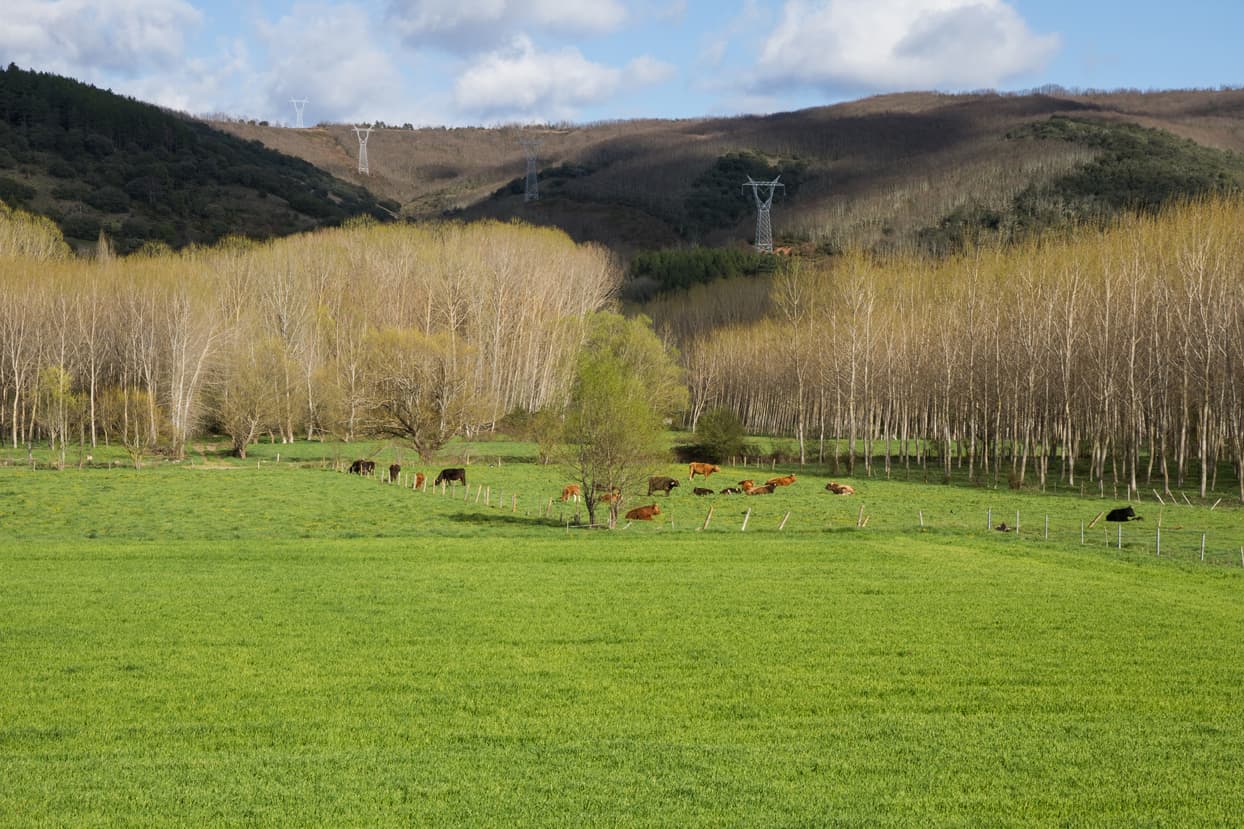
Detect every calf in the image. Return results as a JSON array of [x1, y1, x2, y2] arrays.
[[1106, 506, 1142, 522], [719, 487, 741, 495], [388, 463, 401, 483], [737, 479, 755, 491], [692, 487, 714, 496], [746, 484, 774, 495], [825, 481, 855, 495], [688, 462, 720, 480], [648, 476, 680, 496], [767, 474, 797, 487], [434, 467, 467, 487], [625, 504, 661, 521], [561, 484, 581, 502]]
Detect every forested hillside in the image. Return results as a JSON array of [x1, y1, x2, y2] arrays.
[[0, 64, 394, 253]]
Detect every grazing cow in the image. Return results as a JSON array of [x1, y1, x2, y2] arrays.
[[746, 484, 774, 495], [1106, 506, 1143, 522], [434, 467, 467, 487], [688, 462, 720, 481], [825, 481, 855, 495], [738, 479, 755, 491], [561, 484, 581, 502], [720, 487, 742, 495], [348, 459, 375, 476], [648, 476, 680, 496], [767, 474, 797, 487], [388, 463, 401, 483], [625, 504, 661, 521], [692, 487, 714, 496], [414, 471, 426, 489]]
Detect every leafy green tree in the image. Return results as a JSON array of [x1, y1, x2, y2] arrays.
[[563, 312, 688, 528], [693, 406, 747, 462]]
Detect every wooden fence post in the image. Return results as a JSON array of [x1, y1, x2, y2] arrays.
[[701, 507, 714, 531], [741, 508, 751, 532], [778, 511, 791, 531]]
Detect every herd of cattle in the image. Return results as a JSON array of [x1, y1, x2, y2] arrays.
[[347, 457, 1149, 531], [558, 462, 859, 521], [348, 458, 468, 491]]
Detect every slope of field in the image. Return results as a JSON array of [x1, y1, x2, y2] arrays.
[[214, 88, 1244, 257], [2, 441, 1242, 825]]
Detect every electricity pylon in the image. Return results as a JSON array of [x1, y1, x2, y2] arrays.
[[353, 125, 373, 175], [290, 98, 308, 128], [742, 175, 784, 252], [518, 138, 541, 202]]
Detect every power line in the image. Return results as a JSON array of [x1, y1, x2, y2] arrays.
[[353, 125, 373, 175], [742, 176, 784, 252]]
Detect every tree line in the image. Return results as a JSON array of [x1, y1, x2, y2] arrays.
[[0, 207, 616, 464], [683, 199, 1244, 501]]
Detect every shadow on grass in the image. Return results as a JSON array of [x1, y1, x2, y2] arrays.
[[447, 512, 562, 529]]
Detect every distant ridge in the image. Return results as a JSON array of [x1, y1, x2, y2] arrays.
[[215, 87, 1244, 258]]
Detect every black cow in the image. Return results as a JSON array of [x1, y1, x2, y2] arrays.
[[647, 476, 679, 496], [1106, 506, 1142, 522], [349, 459, 375, 475], [388, 463, 401, 482], [692, 487, 714, 496], [435, 467, 467, 487]]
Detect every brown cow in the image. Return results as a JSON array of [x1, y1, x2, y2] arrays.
[[625, 504, 661, 520], [561, 484, 581, 502], [767, 474, 797, 487], [597, 490, 621, 504], [688, 462, 720, 481], [414, 471, 426, 489], [388, 463, 401, 482], [738, 479, 755, 490], [746, 484, 774, 495], [692, 487, 714, 496], [825, 481, 855, 495]]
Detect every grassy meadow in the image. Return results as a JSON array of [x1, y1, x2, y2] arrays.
[[2, 438, 1244, 826]]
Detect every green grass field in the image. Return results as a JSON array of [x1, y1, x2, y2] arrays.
[[2, 440, 1243, 825]]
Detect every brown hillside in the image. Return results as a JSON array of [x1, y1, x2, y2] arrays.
[[211, 89, 1244, 257]]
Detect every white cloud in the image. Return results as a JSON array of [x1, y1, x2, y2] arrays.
[[0, 0, 202, 78], [453, 36, 672, 121], [387, 0, 627, 51], [251, 3, 411, 124], [755, 0, 1059, 93]]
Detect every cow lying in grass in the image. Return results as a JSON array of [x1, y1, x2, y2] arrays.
[[626, 504, 661, 520], [825, 481, 855, 495]]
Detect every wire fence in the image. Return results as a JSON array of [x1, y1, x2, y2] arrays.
[[341, 463, 1244, 570]]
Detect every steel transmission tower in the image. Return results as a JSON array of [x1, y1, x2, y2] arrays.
[[518, 138, 541, 202], [742, 175, 784, 252], [290, 98, 308, 128], [353, 125, 373, 175]]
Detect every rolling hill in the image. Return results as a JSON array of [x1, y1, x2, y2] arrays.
[[214, 86, 1244, 258], [0, 64, 395, 254]]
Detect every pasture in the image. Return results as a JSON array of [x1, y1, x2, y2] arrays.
[[2, 439, 1243, 826]]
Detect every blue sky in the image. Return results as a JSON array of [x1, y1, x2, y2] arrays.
[[3, 1, 1243, 126]]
